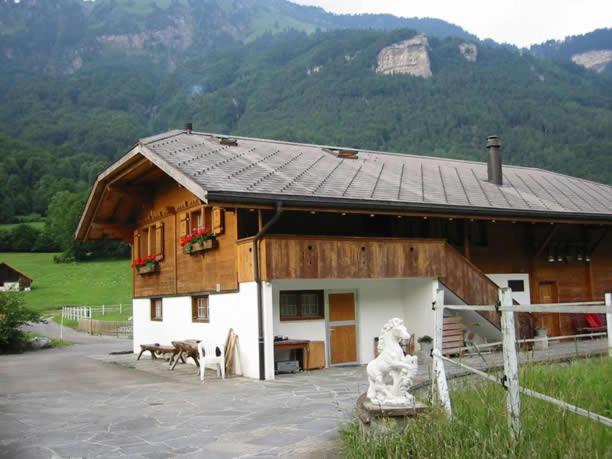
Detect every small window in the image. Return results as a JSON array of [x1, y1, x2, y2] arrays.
[[508, 280, 525, 292], [192, 295, 209, 322], [150, 298, 163, 321], [280, 290, 324, 321]]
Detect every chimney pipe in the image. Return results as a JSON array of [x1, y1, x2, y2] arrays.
[[486, 135, 502, 185], [185, 122, 193, 134]]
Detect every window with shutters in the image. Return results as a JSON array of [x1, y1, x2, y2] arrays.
[[135, 223, 164, 260], [192, 295, 209, 322]]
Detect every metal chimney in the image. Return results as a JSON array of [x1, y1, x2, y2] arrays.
[[486, 135, 503, 185], [185, 122, 193, 134]]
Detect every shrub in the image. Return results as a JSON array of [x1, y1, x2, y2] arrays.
[[0, 293, 41, 352]]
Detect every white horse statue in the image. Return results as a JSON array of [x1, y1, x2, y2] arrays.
[[366, 318, 418, 405]]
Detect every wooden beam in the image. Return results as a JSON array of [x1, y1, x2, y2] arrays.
[[463, 220, 471, 260], [535, 225, 559, 258], [208, 201, 612, 226], [588, 227, 609, 255], [107, 184, 153, 202]]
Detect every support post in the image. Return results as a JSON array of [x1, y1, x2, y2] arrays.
[[60, 307, 64, 341], [432, 288, 451, 417], [606, 293, 611, 358], [500, 287, 521, 441], [102, 304, 105, 316]]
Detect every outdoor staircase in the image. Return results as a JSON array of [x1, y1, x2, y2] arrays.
[[438, 242, 535, 344]]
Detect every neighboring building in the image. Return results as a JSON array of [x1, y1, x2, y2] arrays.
[[76, 129, 612, 380], [0, 262, 33, 292]]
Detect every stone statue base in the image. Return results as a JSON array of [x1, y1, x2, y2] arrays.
[[356, 393, 428, 437]]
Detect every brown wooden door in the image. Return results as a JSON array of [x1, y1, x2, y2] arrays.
[[328, 293, 357, 364], [537, 281, 561, 336]]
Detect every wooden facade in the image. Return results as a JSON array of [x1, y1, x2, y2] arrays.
[[81, 157, 611, 337]]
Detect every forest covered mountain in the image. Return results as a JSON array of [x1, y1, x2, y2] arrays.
[[0, 0, 611, 229]]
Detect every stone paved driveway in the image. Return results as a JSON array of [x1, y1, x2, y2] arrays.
[[0, 322, 606, 459], [0, 326, 369, 459]]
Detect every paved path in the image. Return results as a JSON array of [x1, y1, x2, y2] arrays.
[[0, 322, 607, 459]]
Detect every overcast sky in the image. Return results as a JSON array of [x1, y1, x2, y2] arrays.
[[292, 0, 612, 47]]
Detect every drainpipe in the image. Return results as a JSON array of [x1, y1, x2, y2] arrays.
[[254, 201, 283, 380]]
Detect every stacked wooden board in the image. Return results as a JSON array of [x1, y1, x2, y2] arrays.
[[442, 315, 465, 355]]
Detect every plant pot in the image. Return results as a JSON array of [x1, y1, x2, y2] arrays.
[[533, 328, 548, 351], [184, 239, 219, 255], [136, 263, 160, 275]]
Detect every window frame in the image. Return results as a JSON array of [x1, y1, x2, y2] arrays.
[[279, 290, 325, 321], [192, 295, 210, 323], [150, 298, 163, 321]]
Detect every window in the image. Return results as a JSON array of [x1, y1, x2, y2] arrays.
[[192, 295, 209, 322], [136, 223, 164, 259], [150, 298, 163, 321], [508, 280, 525, 292], [280, 290, 324, 321]]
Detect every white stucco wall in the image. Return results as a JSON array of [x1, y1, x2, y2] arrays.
[[132, 282, 263, 379], [271, 277, 438, 365], [487, 273, 531, 305]]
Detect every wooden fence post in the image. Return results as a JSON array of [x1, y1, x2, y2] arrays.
[[606, 293, 611, 358], [432, 288, 452, 417], [102, 304, 105, 316], [500, 287, 521, 441]]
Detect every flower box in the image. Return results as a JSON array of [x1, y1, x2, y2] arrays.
[[183, 238, 219, 255], [136, 263, 160, 275], [132, 255, 161, 275], [180, 226, 218, 256]]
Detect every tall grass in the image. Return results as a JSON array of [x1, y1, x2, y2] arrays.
[[341, 358, 612, 458]]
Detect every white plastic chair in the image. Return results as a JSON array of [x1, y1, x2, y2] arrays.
[[197, 340, 225, 381]]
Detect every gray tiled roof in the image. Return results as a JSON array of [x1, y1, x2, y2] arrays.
[[139, 130, 612, 219]]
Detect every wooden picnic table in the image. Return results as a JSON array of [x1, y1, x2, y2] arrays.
[[171, 340, 201, 370]]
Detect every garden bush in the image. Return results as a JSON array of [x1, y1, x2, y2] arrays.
[[0, 293, 41, 352]]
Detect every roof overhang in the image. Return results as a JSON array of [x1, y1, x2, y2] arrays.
[[206, 191, 612, 224], [75, 144, 208, 241]]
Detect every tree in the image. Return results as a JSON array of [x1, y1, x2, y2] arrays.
[[0, 293, 41, 353], [45, 190, 85, 252]]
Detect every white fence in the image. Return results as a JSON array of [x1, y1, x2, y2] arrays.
[[61, 304, 130, 321], [431, 289, 612, 440], [60, 304, 132, 340]]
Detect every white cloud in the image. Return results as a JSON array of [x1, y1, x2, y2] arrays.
[[292, 0, 612, 47]]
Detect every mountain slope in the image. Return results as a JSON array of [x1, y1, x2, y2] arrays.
[[157, 29, 612, 184], [531, 28, 612, 75]]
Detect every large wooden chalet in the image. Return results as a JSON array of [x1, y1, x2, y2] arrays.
[[76, 129, 612, 380]]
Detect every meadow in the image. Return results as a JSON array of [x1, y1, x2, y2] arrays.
[[0, 253, 131, 314], [342, 358, 612, 458]]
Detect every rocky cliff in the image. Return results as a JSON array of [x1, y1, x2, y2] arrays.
[[571, 50, 612, 73], [376, 34, 432, 78]]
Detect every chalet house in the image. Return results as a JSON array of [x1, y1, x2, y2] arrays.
[[0, 262, 33, 292], [76, 129, 612, 380]]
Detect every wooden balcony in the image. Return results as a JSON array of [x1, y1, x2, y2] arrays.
[[237, 235, 498, 306]]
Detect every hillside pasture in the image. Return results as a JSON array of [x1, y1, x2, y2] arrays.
[[0, 253, 131, 313]]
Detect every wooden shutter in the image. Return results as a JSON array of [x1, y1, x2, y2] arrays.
[[155, 222, 164, 258], [179, 213, 188, 236], [133, 230, 140, 259], [213, 207, 224, 235]]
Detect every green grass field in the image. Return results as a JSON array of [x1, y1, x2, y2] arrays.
[[342, 358, 612, 458], [0, 253, 131, 314], [0, 221, 45, 231]]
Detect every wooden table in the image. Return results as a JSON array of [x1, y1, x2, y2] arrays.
[[137, 344, 179, 361], [274, 339, 310, 371], [170, 340, 201, 370]]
